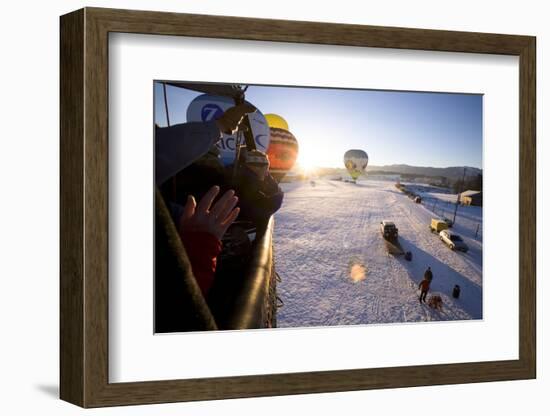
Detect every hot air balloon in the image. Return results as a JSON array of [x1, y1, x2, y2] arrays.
[[265, 114, 299, 182], [266, 127, 299, 182], [344, 149, 369, 182], [265, 113, 290, 131], [187, 94, 270, 166]]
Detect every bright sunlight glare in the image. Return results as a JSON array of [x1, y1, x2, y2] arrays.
[[296, 142, 340, 175]]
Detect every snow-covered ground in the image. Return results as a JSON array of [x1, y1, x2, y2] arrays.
[[273, 179, 482, 328], [404, 183, 483, 242]]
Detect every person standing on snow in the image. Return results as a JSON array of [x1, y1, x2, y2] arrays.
[[424, 266, 433, 282], [419, 277, 431, 303]]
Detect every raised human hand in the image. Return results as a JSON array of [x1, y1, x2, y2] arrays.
[[178, 186, 240, 240], [215, 104, 257, 134]]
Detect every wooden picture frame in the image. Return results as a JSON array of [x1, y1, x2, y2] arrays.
[[60, 7, 536, 408]]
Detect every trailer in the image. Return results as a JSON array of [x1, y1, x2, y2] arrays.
[[384, 237, 405, 255], [380, 221, 405, 255]]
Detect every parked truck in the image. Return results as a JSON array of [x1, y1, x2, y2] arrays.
[[380, 220, 399, 240], [429, 218, 449, 233]]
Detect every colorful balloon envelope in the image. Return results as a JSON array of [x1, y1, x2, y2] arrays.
[[265, 113, 290, 131], [344, 149, 369, 180], [266, 127, 299, 182], [187, 94, 270, 166]]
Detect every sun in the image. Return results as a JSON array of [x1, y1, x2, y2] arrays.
[[297, 151, 318, 175], [296, 143, 340, 175], [298, 154, 314, 171]]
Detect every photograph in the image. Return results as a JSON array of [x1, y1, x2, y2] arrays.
[[153, 81, 483, 332], [53, 4, 538, 409]]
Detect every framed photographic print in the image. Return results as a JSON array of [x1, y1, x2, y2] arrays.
[[60, 7, 536, 408]]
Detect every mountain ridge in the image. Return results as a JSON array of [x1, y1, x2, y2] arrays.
[[366, 164, 482, 180]]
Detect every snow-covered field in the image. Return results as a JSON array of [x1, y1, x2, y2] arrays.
[[273, 179, 482, 328]]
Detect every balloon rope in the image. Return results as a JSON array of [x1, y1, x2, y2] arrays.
[[162, 82, 171, 127], [162, 82, 176, 200], [233, 130, 243, 182]]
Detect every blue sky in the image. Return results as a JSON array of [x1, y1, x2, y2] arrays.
[[154, 82, 482, 169]]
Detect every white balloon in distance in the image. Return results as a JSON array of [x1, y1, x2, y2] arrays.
[[344, 149, 369, 180], [186, 94, 270, 166]]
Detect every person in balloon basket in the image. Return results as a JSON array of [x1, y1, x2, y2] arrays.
[[177, 185, 240, 296], [231, 148, 284, 229], [172, 147, 284, 298], [155, 103, 256, 296]]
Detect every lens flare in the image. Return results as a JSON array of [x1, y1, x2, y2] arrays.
[[349, 263, 367, 282]]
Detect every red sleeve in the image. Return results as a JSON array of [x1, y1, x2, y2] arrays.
[[180, 231, 222, 297]]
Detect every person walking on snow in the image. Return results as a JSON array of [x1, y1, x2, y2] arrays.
[[419, 277, 431, 303]]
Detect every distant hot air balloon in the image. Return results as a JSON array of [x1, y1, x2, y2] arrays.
[[266, 127, 299, 182], [344, 149, 369, 181], [265, 113, 290, 131]]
